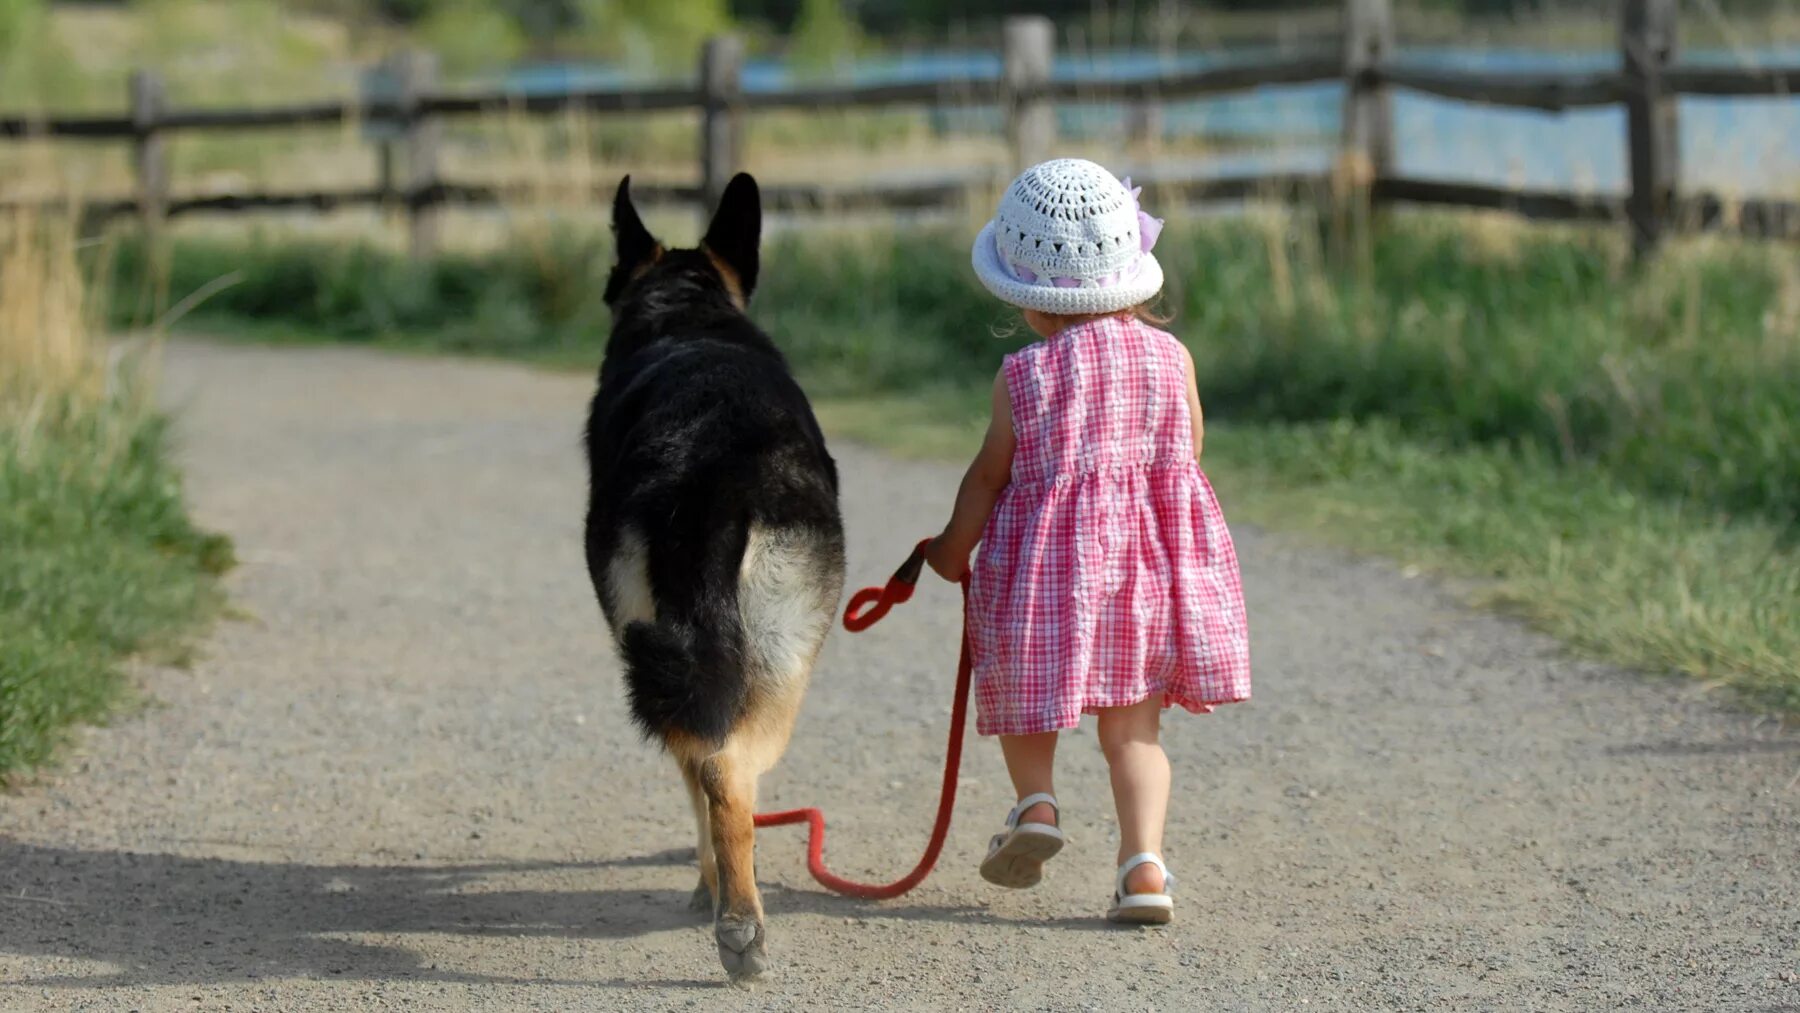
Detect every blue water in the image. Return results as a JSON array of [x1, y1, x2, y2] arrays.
[[505, 45, 1800, 195]]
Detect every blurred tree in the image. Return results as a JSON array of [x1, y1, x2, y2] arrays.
[[281, 0, 1800, 30], [0, 0, 41, 49], [575, 0, 732, 70], [733, 0, 802, 31], [420, 0, 526, 72], [789, 0, 858, 76], [376, 0, 437, 18], [0, 0, 74, 106], [1403, 0, 1545, 12], [135, 0, 338, 100], [500, 0, 581, 40]]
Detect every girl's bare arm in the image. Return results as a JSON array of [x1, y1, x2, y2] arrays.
[[926, 369, 1016, 581], [1181, 343, 1205, 462]]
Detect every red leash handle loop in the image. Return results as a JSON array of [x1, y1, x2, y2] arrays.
[[753, 538, 972, 901], [841, 538, 932, 632]]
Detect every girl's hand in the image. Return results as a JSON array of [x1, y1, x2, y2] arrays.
[[925, 537, 969, 582]]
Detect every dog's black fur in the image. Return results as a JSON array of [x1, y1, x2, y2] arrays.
[[584, 173, 844, 746]]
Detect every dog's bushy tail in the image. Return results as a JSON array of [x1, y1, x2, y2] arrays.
[[619, 512, 750, 746]]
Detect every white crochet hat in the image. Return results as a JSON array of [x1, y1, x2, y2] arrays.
[[971, 158, 1165, 315]]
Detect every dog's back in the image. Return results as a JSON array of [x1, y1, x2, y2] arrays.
[[585, 174, 843, 980], [585, 306, 843, 749]]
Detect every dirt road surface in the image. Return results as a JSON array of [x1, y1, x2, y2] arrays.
[[3, 341, 1796, 1011]]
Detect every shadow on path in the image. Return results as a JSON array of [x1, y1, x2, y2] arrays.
[[0, 838, 989, 990]]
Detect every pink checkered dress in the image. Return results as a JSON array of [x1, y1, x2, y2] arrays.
[[969, 315, 1251, 736]]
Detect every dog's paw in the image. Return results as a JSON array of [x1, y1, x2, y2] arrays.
[[715, 913, 767, 983]]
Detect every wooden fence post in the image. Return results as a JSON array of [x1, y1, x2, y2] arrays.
[[367, 55, 401, 224], [378, 142, 397, 214], [1622, 0, 1679, 258], [1340, 0, 1394, 187], [1003, 16, 1055, 171], [129, 70, 169, 235], [1334, 0, 1393, 264], [397, 50, 440, 259], [1128, 99, 1162, 151], [700, 35, 744, 213]]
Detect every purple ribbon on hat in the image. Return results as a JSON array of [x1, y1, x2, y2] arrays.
[[1122, 177, 1163, 253]]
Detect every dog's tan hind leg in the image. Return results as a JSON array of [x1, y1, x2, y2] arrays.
[[679, 758, 717, 914], [700, 747, 767, 983]]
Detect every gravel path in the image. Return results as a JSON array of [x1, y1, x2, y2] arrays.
[[3, 340, 1797, 1012]]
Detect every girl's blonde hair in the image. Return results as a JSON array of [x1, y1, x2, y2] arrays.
[[990, 299, 1174, 341], [1130, 299, 1174, 326], [1030, 300, 1174, 331]]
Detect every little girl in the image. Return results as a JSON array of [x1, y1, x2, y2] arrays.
[[925, 158, 1251, 924]]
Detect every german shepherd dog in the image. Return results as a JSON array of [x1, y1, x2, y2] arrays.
[[584, 173, 846, 981]]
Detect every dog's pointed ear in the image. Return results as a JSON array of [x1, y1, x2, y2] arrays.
[[702, 173, 760, 302], [606, 175, 660, 304]]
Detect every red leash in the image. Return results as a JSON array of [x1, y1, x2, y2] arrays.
[[751, 539, 971, 900]]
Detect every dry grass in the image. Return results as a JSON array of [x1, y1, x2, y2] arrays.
[[0, 214, 101, 413], [0, 206, 171, 459]]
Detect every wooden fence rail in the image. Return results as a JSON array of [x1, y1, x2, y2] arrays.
[[7, 57, 1798, 137], [1, 0, 1796, 256]]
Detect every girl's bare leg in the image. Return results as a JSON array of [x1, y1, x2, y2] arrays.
[[998, 731, 1059, 826], [1096, 697, 1170, 894]]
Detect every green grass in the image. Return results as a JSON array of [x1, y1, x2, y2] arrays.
[[0, 404, 232, 780], [1217, 422, 1798, 710], [2, 212, 230, 781], [110, 214, 1800, 712], [113, 229, 616, 364]]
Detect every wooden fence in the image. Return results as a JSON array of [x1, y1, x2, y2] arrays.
[[3, 0, 1798, 257]]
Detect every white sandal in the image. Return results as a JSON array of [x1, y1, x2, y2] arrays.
[[978, 792, 1065, 888], [1107, 852, 1175, 925]]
